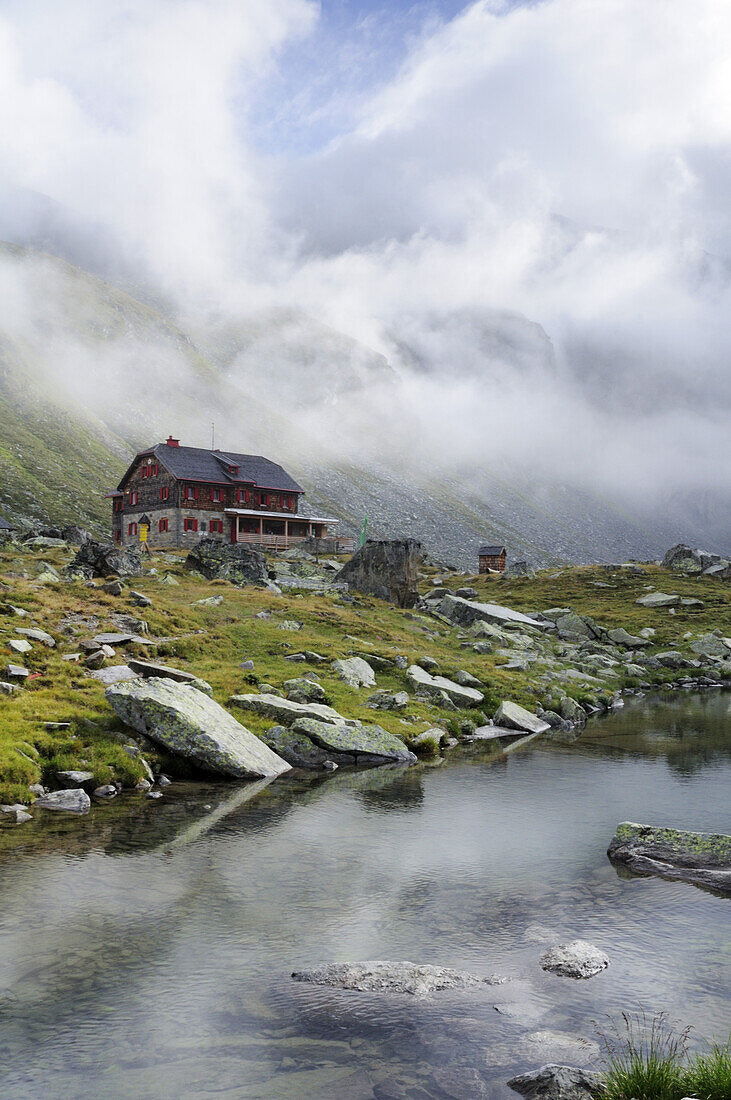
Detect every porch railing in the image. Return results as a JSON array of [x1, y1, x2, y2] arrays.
[[235, 532, 355, 553]]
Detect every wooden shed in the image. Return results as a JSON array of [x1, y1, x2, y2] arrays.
[[478, 545, 506, 573]]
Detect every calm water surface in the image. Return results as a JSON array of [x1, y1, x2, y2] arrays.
[[0, 692, 729, 1099]]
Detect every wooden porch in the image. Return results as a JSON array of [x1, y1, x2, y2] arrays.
[[234, 531, 355, 553]]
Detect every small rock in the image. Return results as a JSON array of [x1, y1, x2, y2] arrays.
[[540, 940, 609, 979], [146, 790, 163, 799], [130, 591, 152, 607], [291, 960, 505, 996], [416, 655, 440, 672], [365, 690, 409, 710], [494, 701, 550, 735], [507, 1064, 605, 1100], [93, 785, 118, 800], [16, 627, 55, 647], [5, 664, 30, 680], [84, 650, 107, 669], [33, 789, 91, 814], [103, 580, 124, 596], [135, 779, 152, 791], [8, 639, 33, 654], [332, 656, 376, 688]]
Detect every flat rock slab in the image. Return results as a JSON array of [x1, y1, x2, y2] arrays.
[[607, 821, 731, 895], [33, 789, 91, 814], [90, 665, 140, 684], [407, 664, 484, 706], [471, 725, 527, 740], [437, 594, 546, 631], [107, 678, 291, 779], [291, 716, 416, 765], [291, 961, 505, 997], [8, 639, 32, 654], [540, 940, 609, 979], [127, 658, 201, 683], [508, 1064, 606, 1100], [635, 592, 680, 608], [16, 627, 55, 647], [332, 657, 376, 688], [494, 701, 550, 735], [93, 632, 147, 646], [229, 693, 351, 727]]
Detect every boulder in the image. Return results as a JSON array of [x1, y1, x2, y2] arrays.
[[56, 770, 95, 788], [229, 693, 349, 727], [506, 560, 533, 578], [438, 594, 546, 631], [106, 678, 291, 778], [365, 690, 409, 710], [69, 539, 143, 579], [90, 665, 140, 684], [539, 940, 609, 979], [184, 538, 269, 587], [291, 961, 504, 996], [690, 633, 728, 658], [16, 627, 56, 647], [93, 785, 118, 800], [290, 717, 416, 765], [336, 539, 423, 608], [411, 728, 443, 757], [283, 677, 328, 704], [332, 656, 376, 688], [1, 805, 32, 824], [257, 725, 336, 769], [555, 613, 593, 640], [635, 591, 680, 608], [607, 821, 731, 895], [407, 664, 484, 707], [606, 627, 649, 648], [507, 1065, 605, 1100], [494, 701, 550, 735], [33, 789, 91, 814]]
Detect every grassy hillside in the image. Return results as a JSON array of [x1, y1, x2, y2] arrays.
[[0, 539, 728, 822]]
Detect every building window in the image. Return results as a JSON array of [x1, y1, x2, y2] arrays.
[[259, 493, 267, 507], [158, 518, 168, 533], [113, 498, 123, 512], [160, 486, 169, 501], [210, 519, 223, 534], [130, 490, 138, 505], [285, 496, 293, 510], [185, 485, 198, 501], [211, 488, 222, 502], [237, 488, 249, 504], [114, 530, 121, 542], [184, 517, 198, 532], [151, 463, 158, 476], [128, 522, 138, 536]]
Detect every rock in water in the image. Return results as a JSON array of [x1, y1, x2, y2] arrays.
[[539, 940, 609, 979], [33, 789, 91, 814], [607, 821, 731, 895], [507, 1064, 605, 1100], [68, 539, 143, 578], [336, 539, 422, 607], [184, 538, 269, 587], [106, 677, 291, 778], [291, 961, 505, 996], [494, 701, 550, 735]]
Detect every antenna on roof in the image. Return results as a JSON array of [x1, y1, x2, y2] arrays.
[[211, 422, 215, 449]]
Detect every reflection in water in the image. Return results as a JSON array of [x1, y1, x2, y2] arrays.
[[0, 693, 729, 1099]]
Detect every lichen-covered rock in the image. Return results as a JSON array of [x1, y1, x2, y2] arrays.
[[635, 591, 680, 608], [607, 821, 731, 895], [606, 627, 649, 647], [507, 1064, 605, 1100], [365, 690, 409, 710], [283, 677, 327, 704], [126, 658, 212, 693], [332, 656, 376, 688], [540, 940, 609, 979], [438, 594, 546, 631], [494, 701, 550, 735], [291, 960, 505, 996], [106, 677, 290, 778], [407, 664, 484, 706], [229, 693, 349, 727], [185, 538, 269, 587], [68, 539, 143, 579], [689, 633, 728, 658], [336, 539, 423, 608], [290, 717, 416, 764], [258, 725, 336, 769]]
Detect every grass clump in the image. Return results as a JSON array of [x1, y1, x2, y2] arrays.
[[599, 1010, 731, 1100]]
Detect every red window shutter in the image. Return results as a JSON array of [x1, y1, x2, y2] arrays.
[[194, 487, 199, 500]]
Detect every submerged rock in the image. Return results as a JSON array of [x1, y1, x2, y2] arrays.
[[107, 678, 291, 779], [539, 940, 609, 979], [507, 1064, 605, 1100], [336, 539, 423, 608], [607, 821, 731, 895], [291, 960, 505, 996]]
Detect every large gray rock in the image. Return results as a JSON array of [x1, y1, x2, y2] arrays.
[[33, 789, 91, 814], [291, 960, 504, 996], [106, 678, 290, 778], [407, 664, 484, 707], [689, 633, 729, 658], [494, 701, 550, 735], [185, 538, 269, 587], [662, 543, 730, 576], [539, 940, 609, 979], [555, 613, 593, 640], [507, 1064, 605, 1100], [56, 770, 95, 788], [257, 725, 336, 769], [69, 539, 143, 578], [607, 821, 731, 895], [16, 627, 55, 647], [90, 665, 140, 684], [606, 627, 649, 647], [336, 539, 423, 607], [229, 693, 350, 727], [291, 717, 416, 765], [635, 591, 680, 608], [332, 656, 376, 687], [438, 594, 546, 631]]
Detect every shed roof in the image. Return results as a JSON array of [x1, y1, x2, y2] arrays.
[[479, 545, 506, 556], [119, 443, 304, 494]]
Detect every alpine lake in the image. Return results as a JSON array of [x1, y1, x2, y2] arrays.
[[0, 691, 729, 1099]]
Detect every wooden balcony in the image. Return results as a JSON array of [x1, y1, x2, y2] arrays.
[[235, 531, 355, 553]]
